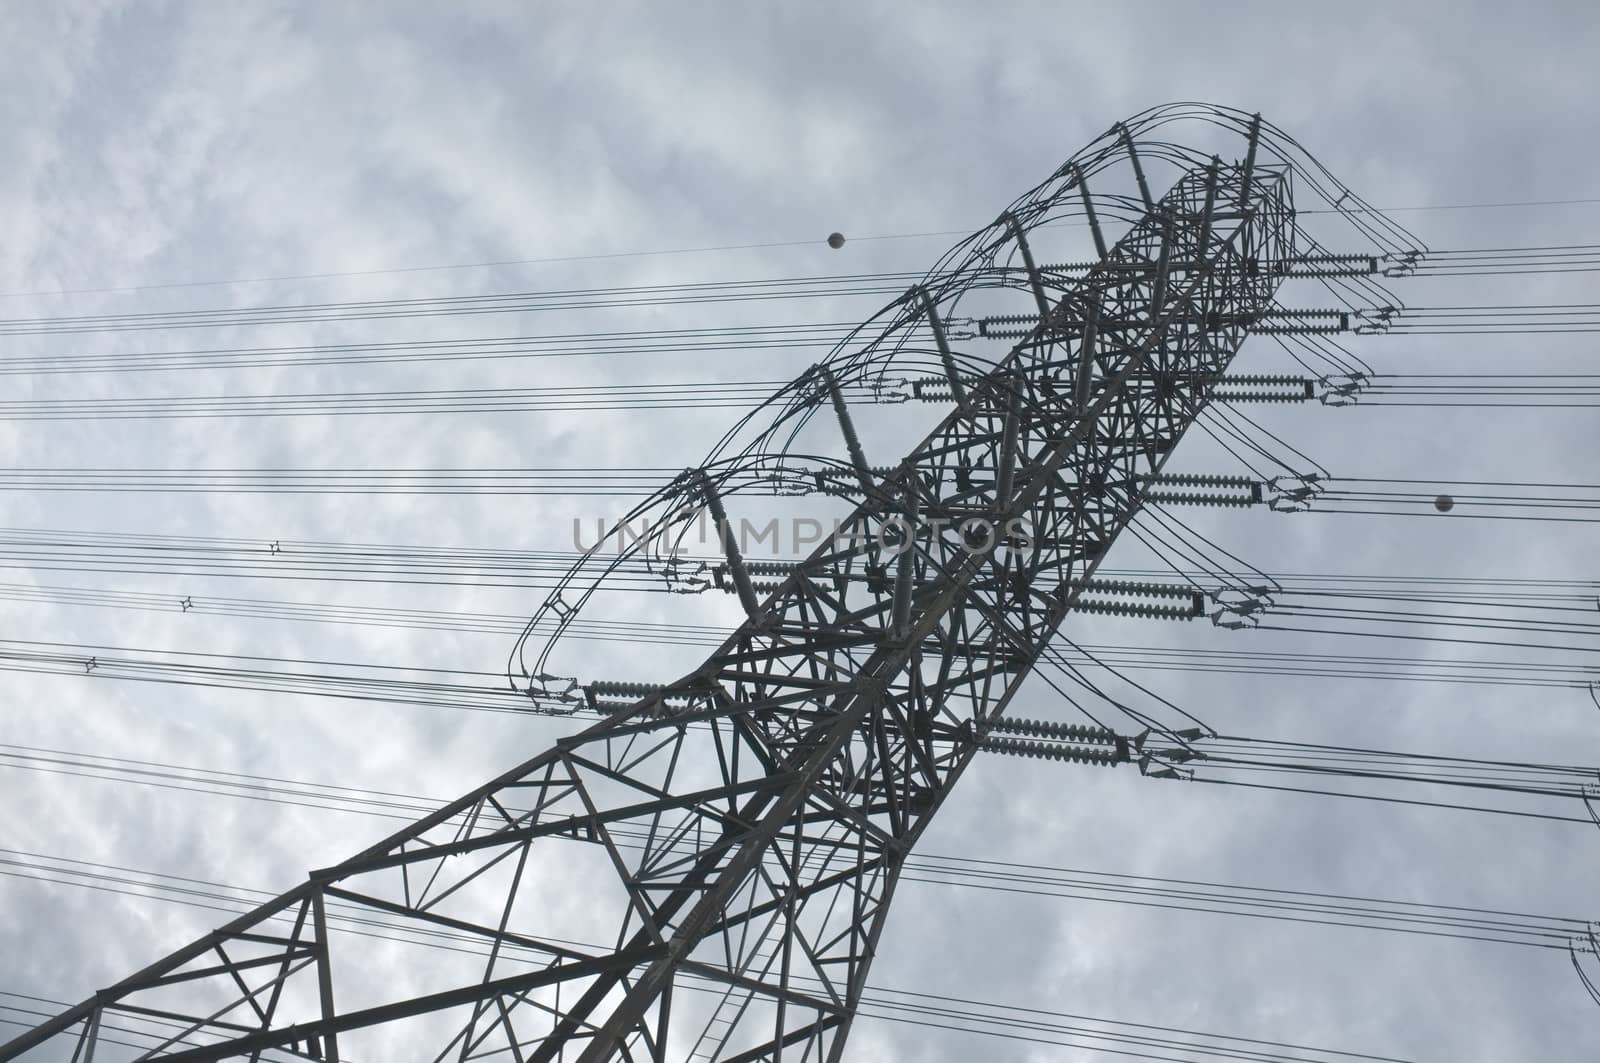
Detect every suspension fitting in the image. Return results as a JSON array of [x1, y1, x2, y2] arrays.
[[1136, 745, 1205, 780], [660, 556, 713, 595], [1352, 305, 1401, 334], [1209, 585, 1277, 629], [525, 672, 581, 704], [1264, 472, 1325, 512], [1315, 372, 1371, 406], [1378, 250, 1425, 277]]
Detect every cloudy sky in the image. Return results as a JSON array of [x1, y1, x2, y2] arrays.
[[1, 2, 1597, 1060]]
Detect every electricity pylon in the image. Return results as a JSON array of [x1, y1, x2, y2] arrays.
[[5, 106, 1377, 1063]]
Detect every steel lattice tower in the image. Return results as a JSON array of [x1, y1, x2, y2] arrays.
[[5, 107, 1355, 1063]]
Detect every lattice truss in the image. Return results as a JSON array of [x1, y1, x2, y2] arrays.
[[4, 104, 1420, 1063]]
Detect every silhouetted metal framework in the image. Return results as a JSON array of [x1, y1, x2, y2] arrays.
[[4, 106, 1413, 1063]]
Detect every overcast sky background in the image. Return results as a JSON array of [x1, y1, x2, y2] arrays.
[[0, 2, 1597, 1060]]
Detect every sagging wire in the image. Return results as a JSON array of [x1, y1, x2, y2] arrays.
[[1572, 927, 1600, 1009], [1135, 501, 1281, 599], [1045, 638, 1215, 742]]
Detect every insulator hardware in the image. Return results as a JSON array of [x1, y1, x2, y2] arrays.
[[1222, 373, 1313, 388], [912, 377, 958, 402], [976, 735, 1126, 766], [1245, 321, 1348, 336], [1145, 489, 1258, 508], [813, 473, 856, 497], [1072, 597, 1200, 620], [1139, 472, 1264, 507], [1232, 308, 1349, 336], [1072, 577, 1193, 600], [1278, 254, 1378, 278], [979, 309, 1348, 340], [588, 698, 644, 714], [1143, 472, 1258, 490], [587, 680, 666, 699], [980, 312, 1041, 336], [984, 717, 1120, 743], [1021, 255, 1374, 279], [813, 465, 897, 496], [1213, 375, 1316, 403], [1209, 389, 1311, 404], [1282, 252, 1374, 263], [1244, 308, 1348, 320], [740, 578, 1200, 614], [911, 374, 1310, 405], [747, 567, 896, 594], [585, 680, 702, 716], [977, 324, 1037, 341]]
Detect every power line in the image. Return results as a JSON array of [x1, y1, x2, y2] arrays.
[[0, 636, 558, 717], [0, 322, 867, 376], [0, 378, 896, 421], [4, 199, 1596, 301], [3, 580, 1596, 686], [0, 254, 1596, 344], [4, 747, 1587, 956]]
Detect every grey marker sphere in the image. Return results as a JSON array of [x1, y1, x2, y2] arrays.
[[827, 232, 846, 250], [1434, 494, 1454, 512]]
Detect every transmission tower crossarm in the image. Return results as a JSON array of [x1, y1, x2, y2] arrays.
[[913, 284, 968, 407]]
